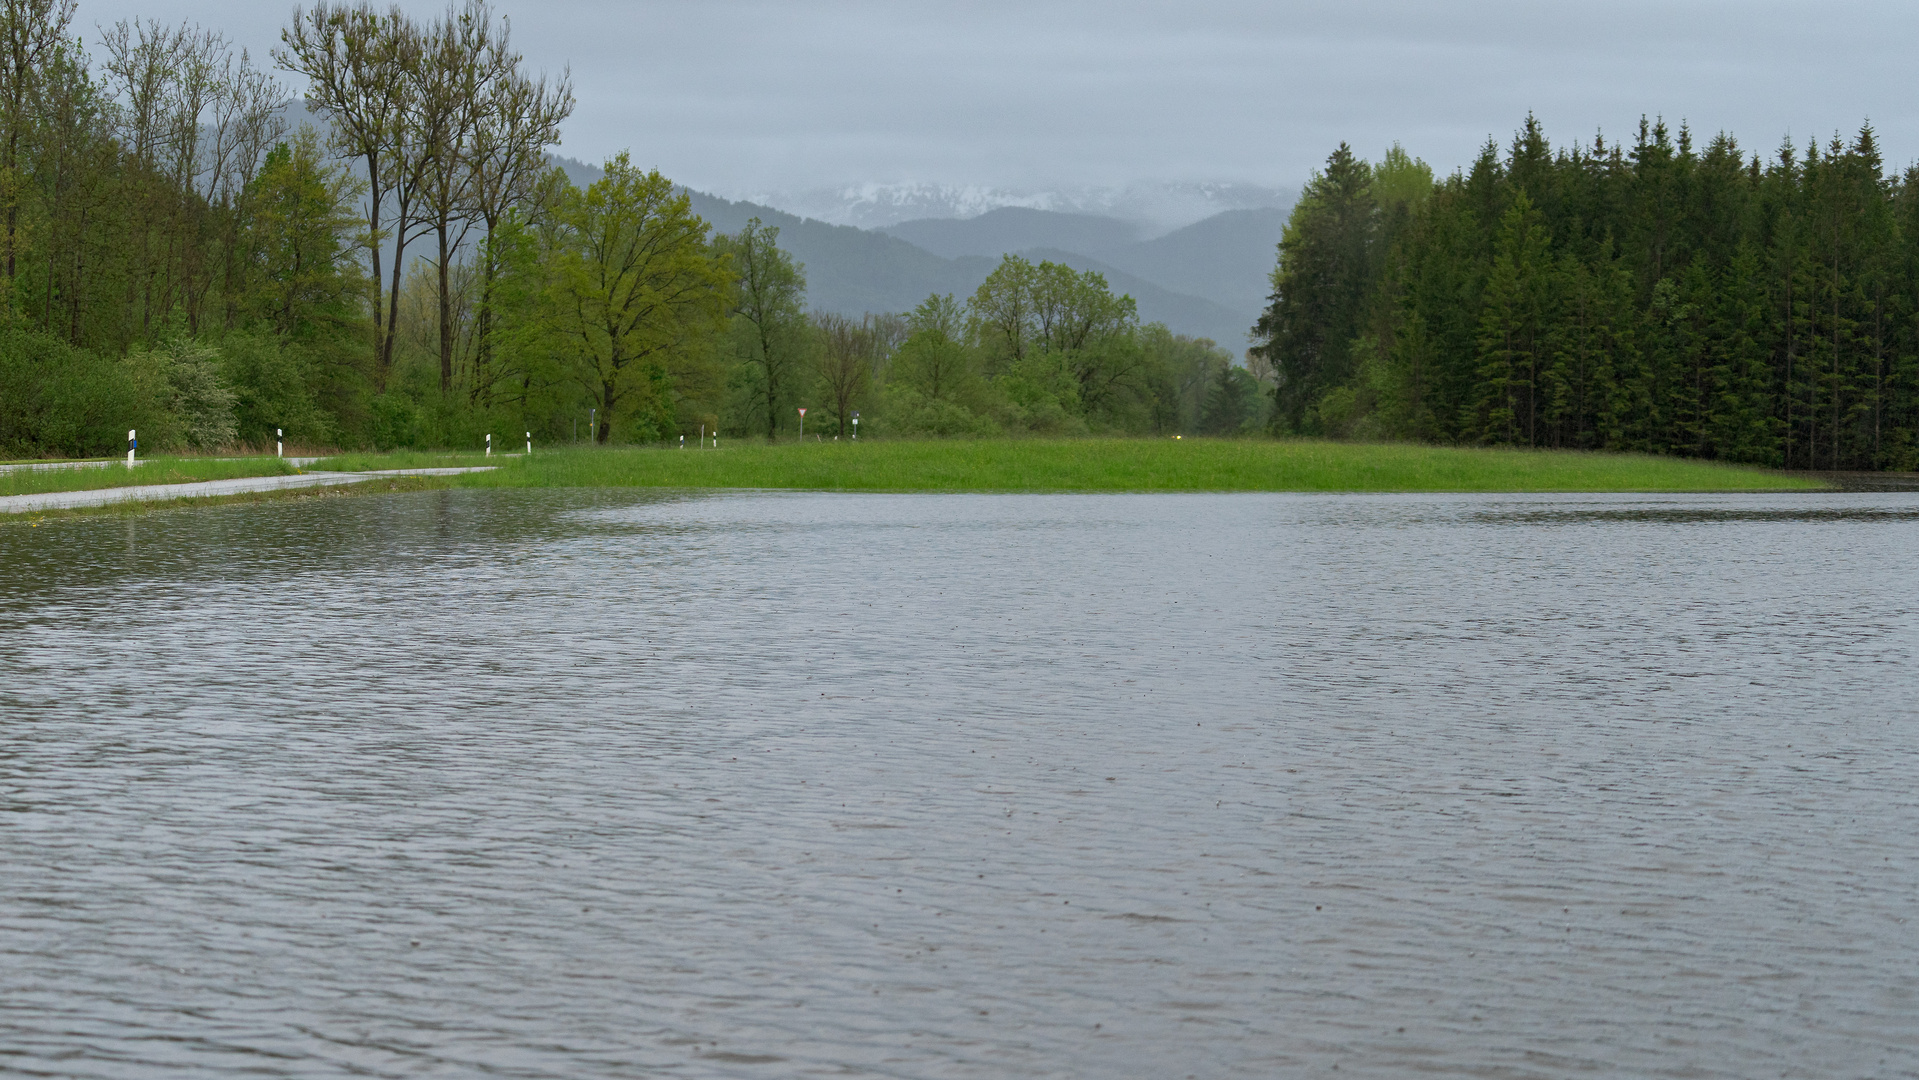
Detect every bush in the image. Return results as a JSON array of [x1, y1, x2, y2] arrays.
[[220, 332, 330, 448], [876, 385, 1000, 437], [0, 327, 155, 458], [369, 393, 423, 450], [128, 339, 238, 450]]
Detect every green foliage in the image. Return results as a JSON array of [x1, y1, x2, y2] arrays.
[[1200, 364, 1266, 435], [0, 0, 1228, 458], [1257, 118, 1919, 470], [217, 331, 333, 447], [1254, 143, 1381, 433], [876, 386, 1001, 437], [716, 217, 809, 439], [500, 154, 730, 444], [128, 339, 239, 450], [962, 256, 1164, 432], [242, 128, 369, 341], [0, 326, 146, 457]]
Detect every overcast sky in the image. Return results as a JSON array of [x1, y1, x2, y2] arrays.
[[75, 0, 1919, 198]]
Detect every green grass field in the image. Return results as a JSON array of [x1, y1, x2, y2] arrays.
[[315, 438, 1822, 493], [0, 456, 296, 497]]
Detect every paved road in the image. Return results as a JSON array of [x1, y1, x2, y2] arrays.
[[0, 459, 126, 475], [0, 468, 495, 514]]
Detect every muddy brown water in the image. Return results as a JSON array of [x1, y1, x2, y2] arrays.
[[2, 489, 1916, 1078]]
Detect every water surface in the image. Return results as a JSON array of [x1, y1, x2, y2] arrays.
[[2, 489, 1916, 1078]]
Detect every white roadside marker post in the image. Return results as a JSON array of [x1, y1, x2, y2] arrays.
[[126, 429, 136, 467], [797, 407, 806, 441], [852, 411, 859, 441], [277, 428, 283, 458], [526, 431, 532, 455], [486, 433, 492, 457]]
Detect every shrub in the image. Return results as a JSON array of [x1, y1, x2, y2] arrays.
[[0, 327, 155, 458]]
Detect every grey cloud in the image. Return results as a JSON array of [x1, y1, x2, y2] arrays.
[[79, 0, 1919, 198]]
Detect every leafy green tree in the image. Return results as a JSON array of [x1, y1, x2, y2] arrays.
[[716, 217, 808, 439], [0, 0, 78, 314], [967, 255, 1149, 431], [880, 293, 998, 436], [969, 254, 1037, 375], [244, 127, 367, 340], [888, 293, 974, 401], [516, 153, 728, 443]]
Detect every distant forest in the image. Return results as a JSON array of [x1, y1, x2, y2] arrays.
[[1258, 118, 1919, 469], [0, 0, 1255, 458], [9, 0, 1917, 469]]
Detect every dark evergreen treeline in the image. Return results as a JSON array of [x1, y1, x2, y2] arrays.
[[1256, 117, 1919, 469]]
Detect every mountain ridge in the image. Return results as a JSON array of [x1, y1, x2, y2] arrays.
[[551, 156, 1269, 346]]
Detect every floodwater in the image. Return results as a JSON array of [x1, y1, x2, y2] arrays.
[[2, 488, 1916, 1078]]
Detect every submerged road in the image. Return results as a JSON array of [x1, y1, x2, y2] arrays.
[[0, 467, 495, 514]]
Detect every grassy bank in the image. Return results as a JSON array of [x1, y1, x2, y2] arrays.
[[0, 456, 296, 497], [317, 438, 1821, 493]]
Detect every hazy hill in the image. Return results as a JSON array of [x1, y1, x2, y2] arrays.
[[1095, 208, 1285, 317], [880, 207, 1141, 259], [550, 156, 1261, 344], [683, 189, 995, 317], [688, 193, 1251, 344], [875, 203, 1283, 329], [760, 180, 1293, 231]]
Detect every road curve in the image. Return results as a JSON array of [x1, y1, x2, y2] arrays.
[[0, 467, 496, 514]]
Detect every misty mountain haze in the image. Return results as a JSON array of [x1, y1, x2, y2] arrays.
[[755, 181, 1294, 233], [880, 206, 1289, 320], [882, 208, 1144, 260], [553, 156, 1280, 348]]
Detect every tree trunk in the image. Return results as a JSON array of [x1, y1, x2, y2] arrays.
[[366, 153, 386, 382], [437, 221, 453, 393], [382, 212, 409, 385]]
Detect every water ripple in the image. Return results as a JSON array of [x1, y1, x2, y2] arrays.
[[2, 489, 1917, 1078]]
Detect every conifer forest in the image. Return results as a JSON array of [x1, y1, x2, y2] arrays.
[[1258, 118, 1919, 470]]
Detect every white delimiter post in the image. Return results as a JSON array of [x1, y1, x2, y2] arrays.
[[526, 431, 531, 455], [486, 433, 492, 457], [798, 406, 806, 441], [126, 429, 136, 467], [277, 428, 283, 458]]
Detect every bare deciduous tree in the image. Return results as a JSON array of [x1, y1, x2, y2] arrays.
[[277, 2, 418, 384], [467, 55, 570, 403], [814, 311, 877, 438]]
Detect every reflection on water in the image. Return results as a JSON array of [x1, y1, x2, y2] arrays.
[[3, 489, 1918, 1078]]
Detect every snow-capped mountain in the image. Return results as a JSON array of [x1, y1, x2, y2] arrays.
[[741, 181, 1293, 235]]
